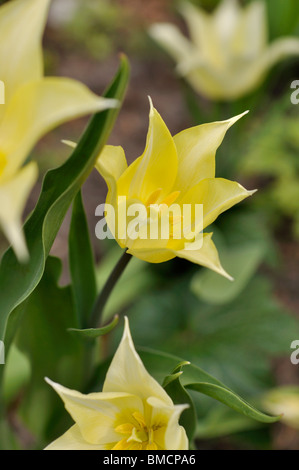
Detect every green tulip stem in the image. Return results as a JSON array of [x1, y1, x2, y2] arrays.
[[89, 250, 132, 328]]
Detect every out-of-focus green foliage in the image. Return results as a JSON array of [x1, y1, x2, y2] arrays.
[[96, 243, 157, 323], [64, 0, 125, 60], [16, 257, 83, 447], [241, 95, 299, 238], [119, 209, 299, 409], [61, 0, 152, 59]]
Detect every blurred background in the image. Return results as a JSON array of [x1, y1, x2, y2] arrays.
[[1, 0, 299, 450]]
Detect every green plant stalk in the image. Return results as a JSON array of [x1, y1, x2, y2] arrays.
[[89, 250, 132, 328], [83, 250, 132, 387]]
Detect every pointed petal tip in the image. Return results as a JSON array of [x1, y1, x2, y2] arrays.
[[61, 140, 77, 148], [44, 377, 64, 394], [99, 97, 119, 110], [123, 316, 132, 341], [227, 109, 249, 126], [147, 96, 154, 115], [44, 376, 54, 387]]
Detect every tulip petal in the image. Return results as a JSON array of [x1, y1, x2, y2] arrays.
[[235, 0, 267, 57], [96, 145, 127, 205], [262, 37, 299, 70], [45, 424, 105, 450], [0, 77, 118, 177], [214, 0, 240, 44], [173, 112, 248, 192], [164, 406, 189, 450], [103, 317, 173, 405], [148, 396, 189, 450], [149, 23, 195, 64], [45, 378, 141, 445], [128, 98, 178, 202], [180, 2, 223, 67], [0, 162, 38, 261], [172, 233, 232, 280], [181, 177, 256, 229], [0, 0, 50, 112], [126, 246, 176, 264]]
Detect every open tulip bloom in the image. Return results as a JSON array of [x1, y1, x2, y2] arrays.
[[45, 317, 189, 450], [0, 0, 117, 259], [149, 0, 299, 100], [95, 99, 255, 280]]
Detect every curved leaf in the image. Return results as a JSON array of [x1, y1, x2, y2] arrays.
[[138, 347, 280, 424], [186, 383, 280, 424], [163, 362, 197, 441], [68, 315, 119, 340], [0, 56, 130, 351]]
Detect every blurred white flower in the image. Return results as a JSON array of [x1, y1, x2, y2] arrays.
[[262, 386, 299, 430], [149, 0, 299, 100]]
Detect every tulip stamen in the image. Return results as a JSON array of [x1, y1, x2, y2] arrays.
[[113, 411, 164, 450], [160, 191, 181, 207], [145, 188, 163, 206]]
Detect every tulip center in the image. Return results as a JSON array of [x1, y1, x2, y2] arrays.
[[112, 411, 165, 450], [145, 188, 181, 208], [143, 189, 183, 240]]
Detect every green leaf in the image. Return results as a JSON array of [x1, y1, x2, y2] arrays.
[[69, 190, 97, 327], [127, 247, 298, 398], [195, 405, 262, 439], [191, 241, 265, 305], [138, 348, 280, 424], [3, 344, 31, 405], [163, 362, 197, 441], [17, 256, 84, 445], [68, 315, 119, 340], [0, 419, 19, 450], [0, 56, 129, 351], [186, 383, 279, 424]]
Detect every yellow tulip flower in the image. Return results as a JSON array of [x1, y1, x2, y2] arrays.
[[0, 0, 117, 259], [149, 0, 299, 100], [96, 99, 255, 279], [45, 317, 189, 450]]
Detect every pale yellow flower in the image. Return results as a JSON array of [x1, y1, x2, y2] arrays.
[[45, 317, 189, 450], [96, 99, 255, 279], [262, 387, 299, 430], [0, 0, 117, 259], [149, 0, 299, 100]]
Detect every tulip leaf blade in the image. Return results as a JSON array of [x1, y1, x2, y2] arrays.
[[69, 190, 97, 327], [138, 347, 280, 425], [163, 362, 197, 441], [68, 315, 119, 340], [0, 56, 130, 350], [16, 256, 84, 441], [186, 382, 281, 424]]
